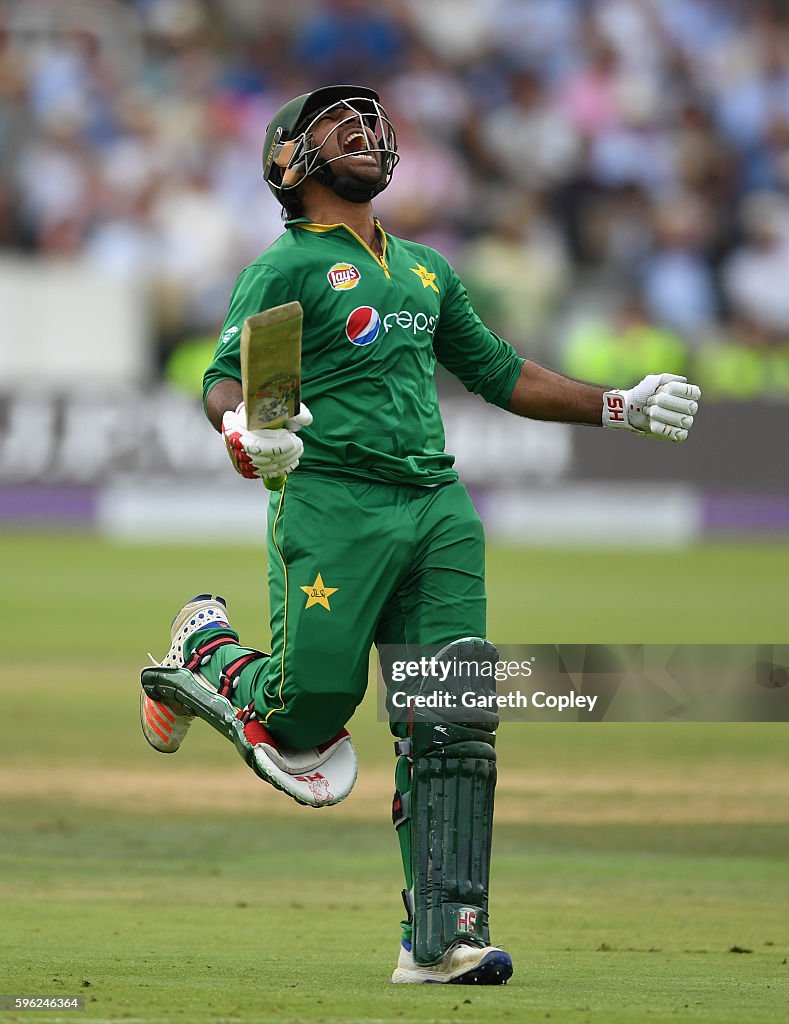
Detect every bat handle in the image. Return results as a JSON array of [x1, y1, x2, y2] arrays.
[[264, 475, 286, 491]]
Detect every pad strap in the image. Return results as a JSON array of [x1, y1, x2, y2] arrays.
[[183, 633, 237, 671], [218, 652, 266, 699], [391, 789, 410, 829], [183, 635, 268, 701]]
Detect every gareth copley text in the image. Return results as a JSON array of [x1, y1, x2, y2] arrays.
[[390, 689, 599, 713]]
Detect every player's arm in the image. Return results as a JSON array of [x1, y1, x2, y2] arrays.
[[509, 361, 701, 443], [433, 260, 700, 443], [205, 379, 242, 431], [508, 361, 603, 424]]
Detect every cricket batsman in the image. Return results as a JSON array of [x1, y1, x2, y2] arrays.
[[140, 85, 701, 984]]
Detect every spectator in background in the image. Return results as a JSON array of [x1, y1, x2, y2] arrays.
[[83, 182, 159, 282], [559, 30, 622, 142], [0, 33, 34, 190], [294, 0, 408, 81], [562, 291, 688, 387], [0, 184, 16, 249], [14, 122, 93, 254], [26, 31, 98, 131], [670, 100, 737, 205], [151, 164, 240, 335], [473, 69, 581, 191], [641, 190, 718, 340], [403, 0, 493, 65], [657, 0, 741, 68], [586, 85, 673, 194], [723, 191, 789, 343], [164, 333, 218, 398], [386, 42, 471, 144], [692, 325, 789, 401], [744, 113, 789, 192], [594, 0, 665, 79], [460, 192, 570, 356], [489, 0, 580, 80], [713, 18, 789, 154], [82, 100, 166, 279], [577, 182, 653, 274]]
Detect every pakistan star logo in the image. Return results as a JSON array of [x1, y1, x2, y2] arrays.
[[300, 573, 338, 611], [409, 263, 439, 293]]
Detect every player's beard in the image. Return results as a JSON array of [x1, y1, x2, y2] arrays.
[[335, 149, 384, 184]]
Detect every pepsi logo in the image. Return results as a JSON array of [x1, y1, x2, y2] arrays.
[[327, 262, 361, 290], [345, 306, 381, 346]]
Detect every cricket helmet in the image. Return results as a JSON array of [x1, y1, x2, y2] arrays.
[[262, 85, 398, 205]]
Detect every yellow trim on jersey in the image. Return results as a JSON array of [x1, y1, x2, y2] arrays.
[[294, 220, 390, 278], [264, 479, 289, 724]]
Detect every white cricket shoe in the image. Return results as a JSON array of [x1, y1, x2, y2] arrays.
[[140, 594, 231, 754], [391, 941, 513, 985]]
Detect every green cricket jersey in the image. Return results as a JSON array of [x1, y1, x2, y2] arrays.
[[204, 219, 524, 485]]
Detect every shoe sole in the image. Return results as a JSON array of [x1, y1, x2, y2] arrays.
[[447, 949, 513, 985], [139, 690, 183, 753]]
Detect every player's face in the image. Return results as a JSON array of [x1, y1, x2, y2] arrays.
[[309, 105, 384, 182]]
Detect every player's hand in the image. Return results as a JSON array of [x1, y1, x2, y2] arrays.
[[283, 404, 313, 432], [221, 402, 312, 480], [602, 374, 701, 442]]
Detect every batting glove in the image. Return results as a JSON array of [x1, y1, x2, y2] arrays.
[[602, 374, 701, 442], [221, 402, 313, 480]]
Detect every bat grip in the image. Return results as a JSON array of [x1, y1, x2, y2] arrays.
[[264, 475, 286, 491]]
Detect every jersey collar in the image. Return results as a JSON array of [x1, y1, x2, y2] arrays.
[[287, 218, 389, 276]]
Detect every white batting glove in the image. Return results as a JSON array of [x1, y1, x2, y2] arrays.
[[221, 402, 312, 480], [602, 374, 701, 442]]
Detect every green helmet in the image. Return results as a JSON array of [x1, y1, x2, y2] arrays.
[[262, 85, 398, 205]]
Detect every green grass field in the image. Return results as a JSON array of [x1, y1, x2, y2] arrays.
[[2, 534, 788, 1024]]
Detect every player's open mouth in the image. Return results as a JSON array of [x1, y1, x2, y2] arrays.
[[342, 130, 376, 157]]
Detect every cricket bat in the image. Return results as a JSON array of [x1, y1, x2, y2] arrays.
[[240, 301, 303, 491]]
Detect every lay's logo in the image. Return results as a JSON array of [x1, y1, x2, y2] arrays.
[[327, 262, 361, 291]]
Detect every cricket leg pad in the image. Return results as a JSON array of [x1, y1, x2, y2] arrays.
[[399, 637, 501, 966], [141, 666, 357, 807]]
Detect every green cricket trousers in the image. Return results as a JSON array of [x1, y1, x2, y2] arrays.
[[182, 472, 487, 745]]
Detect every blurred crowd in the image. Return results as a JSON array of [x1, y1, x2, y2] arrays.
[[3, 0, 789, 398]]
